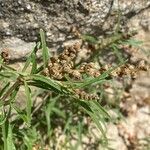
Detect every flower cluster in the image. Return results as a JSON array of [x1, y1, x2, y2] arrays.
[[74, 89, 99, 100], [43, 42, 81, 80], [43, 43, 103, 81], [1, 49, 9, 64]]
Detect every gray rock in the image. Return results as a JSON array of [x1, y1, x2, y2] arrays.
[[0, 0, 149, 50], [0, 37, 35, 60]]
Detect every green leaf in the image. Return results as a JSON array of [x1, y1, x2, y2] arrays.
[[2, 121, 8, 150], [2, 120, 16, 150], [22, 43, 37, 72], [122, 39, 143, 47], [29, 74, 68, 94], [9, 86, 20, 103], [0, 71, 18, 79], [0, 82, 10, 97], [35, 64, 44, 74], [52, 108, 66, 118], [6, 123, 16, 150], [40, 29, 49, 69], [24, 81, 32, 126], [112, 44, 125, 63], [0, 111, 7, 126], [30, 50, 37, 74], [81, 34, 98, 44], [74, 69, 111, 89], [44, 97, 58, 137], [11, 104, 28, 123], [89, 101, 110, 119], [79, 100, 110, 138], [77, 100, 92, 112], [63, 115, 72, 134], [1, 64, 16, 71], [0, 106, 11, 126], [90, 112, 106, 137], [22, 128, 38, 150]]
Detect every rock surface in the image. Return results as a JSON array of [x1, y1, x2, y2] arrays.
[[0, 37, 35, 60], [0, 0, 150, 49]]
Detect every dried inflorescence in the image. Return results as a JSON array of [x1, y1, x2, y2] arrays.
[[70, 26, 81, 38], [74, 89, 99, 100], [1, 49, 9, 64], [42, 37, 149, 102], [137, 60, 149, 71], [43, 43, 105, 81], [111, 60, 149, 79], [42, 43, 104, 100], [110, 64, 137, 79], [80, 62, 101, 77], [43, 43, 82, 80]]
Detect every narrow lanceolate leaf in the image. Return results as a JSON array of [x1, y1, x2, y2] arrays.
[[0, 111, 7, 126], [0, 71, 18, 79], [6, 123, 16, 150], [81, 34, 98, 44], [12, 104, 28, 123], [9, 86, 20, 103], [30, 50, 37, 74], [79, 100, 109, 138], [28, 74, 68, 94], [1, 63, 16, 71], [123, 39, 143, 47], [112, 44, 124, 63], [22, 43, 37, 72], [2, 120, 16, 150], [74, 70, 111, 89], [0, 82, 10, 97], [89, 101, 110, 119], [40, 29, 49, 69], [24, 81, 32, 126], [79, 100, 106, 136], [0, 106, 11, 126]]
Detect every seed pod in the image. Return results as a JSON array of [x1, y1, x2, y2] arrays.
[[1, 49, 9, 63], [79, 63, 86, 70], [60, 60, 67, 65], [50, 56, 59, 63], [42, 68, 49, 76], [53, 63, 61, 69], [86, 68, 96, 76], [80, 91, 87, 99], [54, 73, 63, 80], [69, 53, 76, 60], [63, 66, 72, 73], [59, 54, 69, 60], [137, 60, 148, 71], [48, 62, 53, 68], [69, 48, 77, 54], [93, 71, 101, 77], [70, 70, 82, 80], [73, 42, 81, 51]]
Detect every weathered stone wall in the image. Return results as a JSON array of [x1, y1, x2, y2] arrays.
[[0, 0, 150, 56]]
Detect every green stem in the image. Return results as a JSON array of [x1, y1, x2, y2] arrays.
[[2, 119, 8, 150]]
